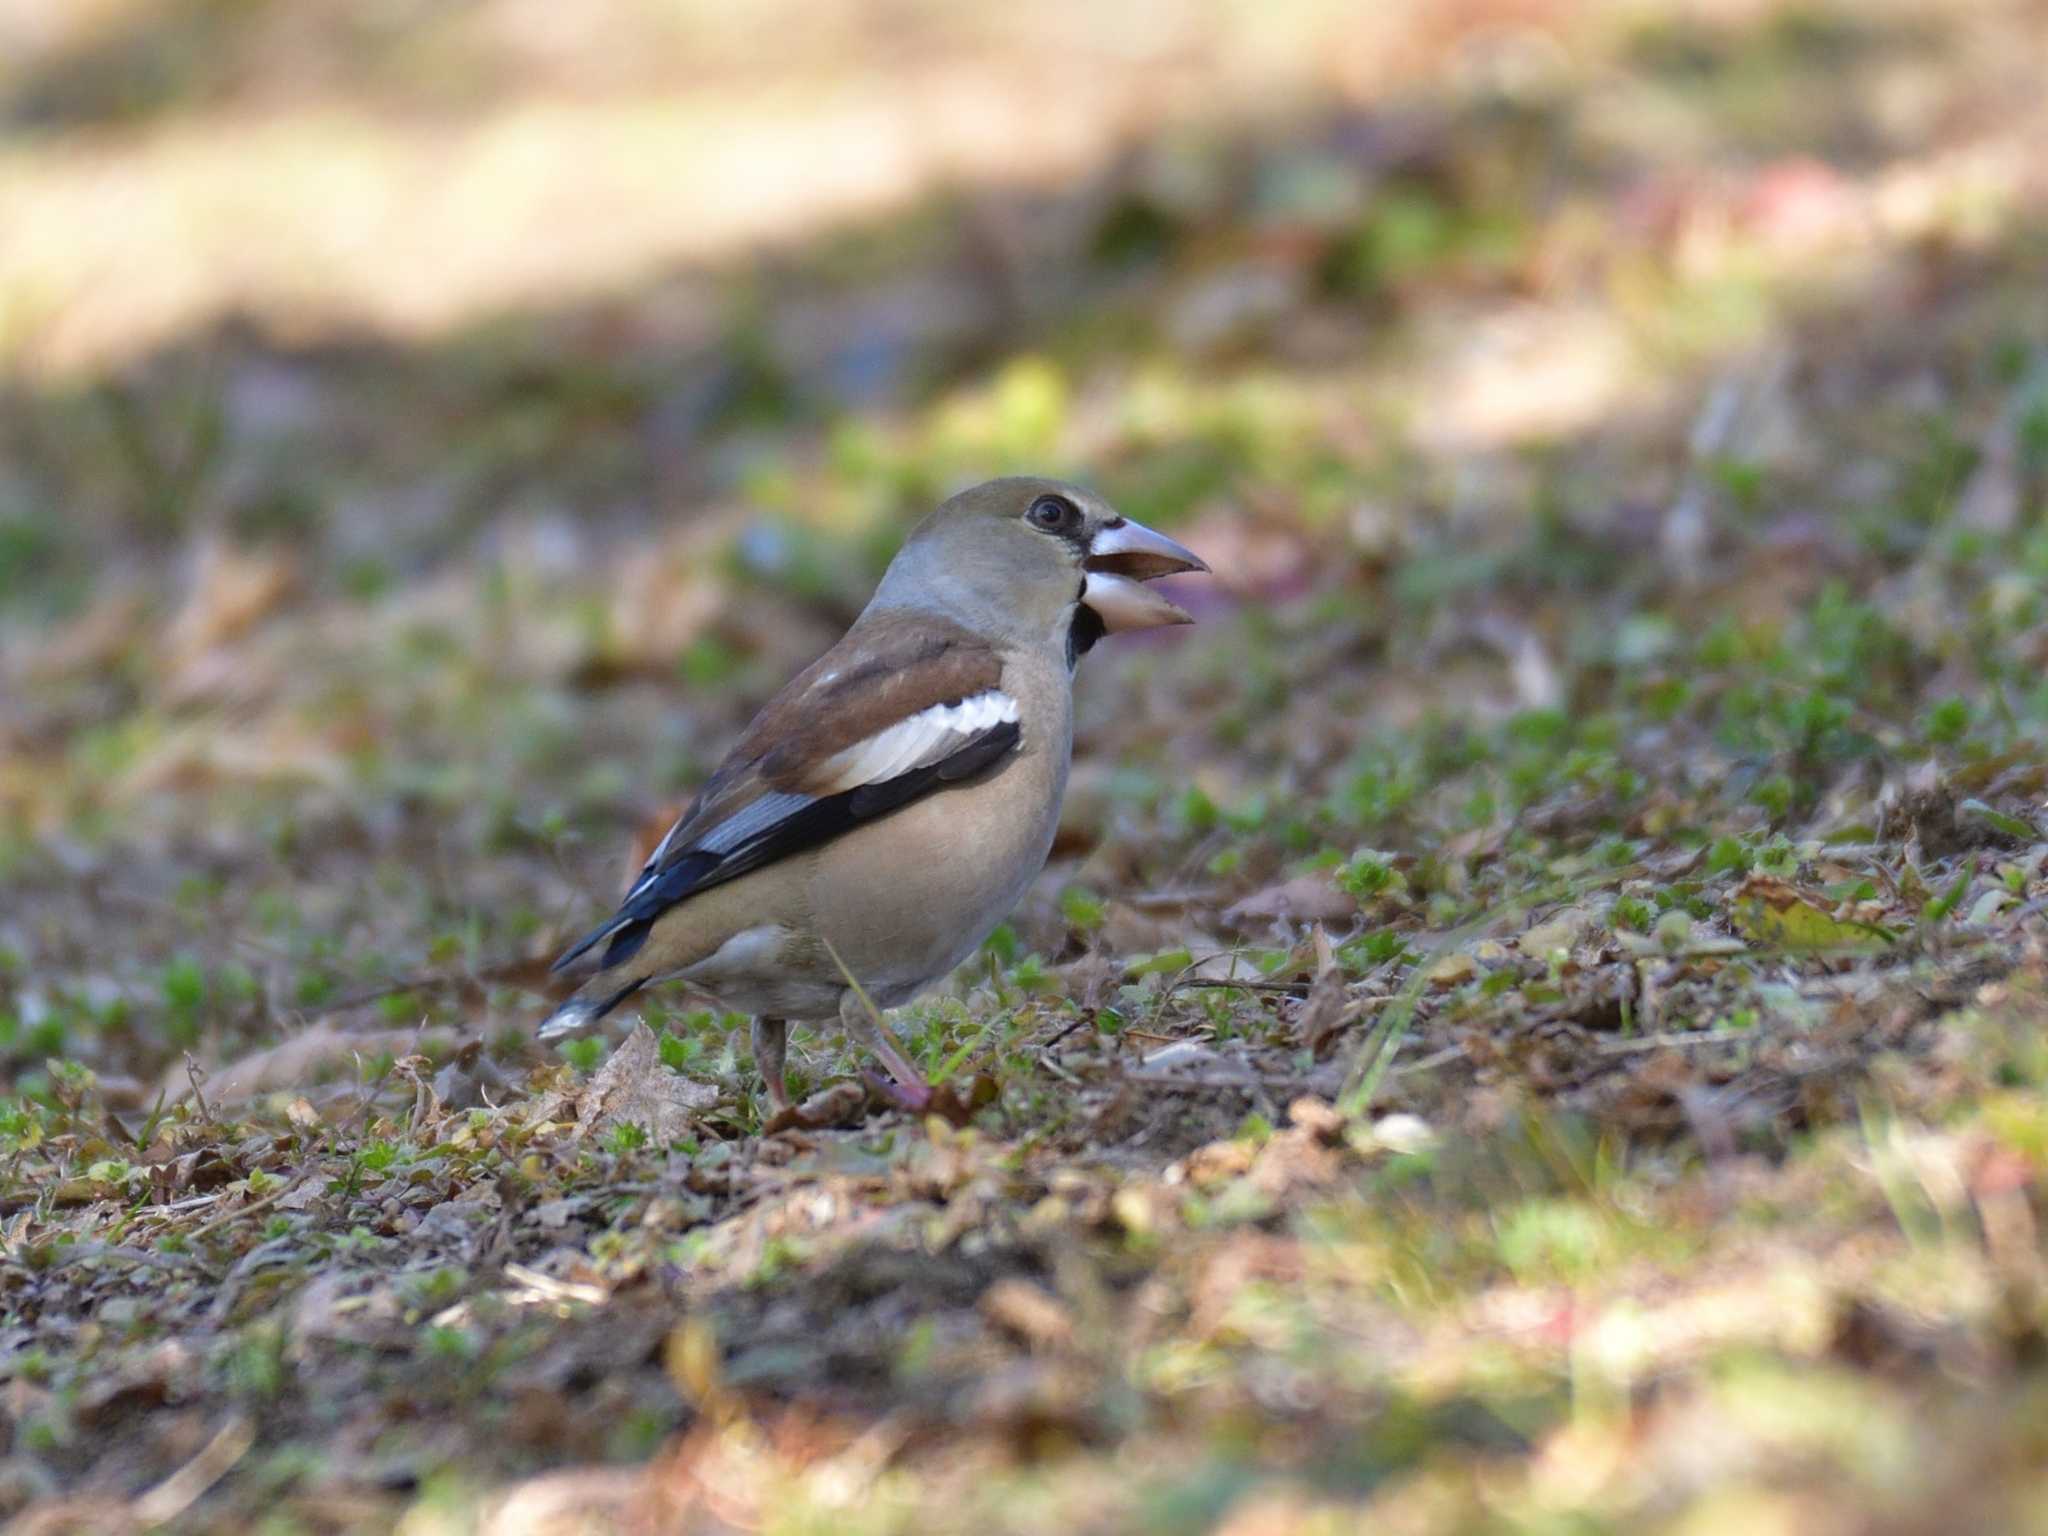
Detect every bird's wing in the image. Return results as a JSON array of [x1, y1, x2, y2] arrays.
[[552, 612, 1021, 973]]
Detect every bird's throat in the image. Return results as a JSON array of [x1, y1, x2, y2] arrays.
[[1066, 603, 1105, 669]]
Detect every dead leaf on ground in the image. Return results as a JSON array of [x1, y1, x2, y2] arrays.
[[764, 1080, 868, 1135], [921, 1072, 1001, 1129], [1519, 908, 1594, 958], [1224, 876, 1358, 928], [1730, 873, 1887, 950], [164, 537, 299, 685], [15, 587, 150, 684], [478, 1466, 650, 1536], [573, 1023, 720, 1142], [980, 1277, 1076, 1351], [1295, 928, 1357, 1055], [163, 1027, 425, 1105]]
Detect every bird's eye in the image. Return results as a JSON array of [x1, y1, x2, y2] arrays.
[[1027, 495, 1078, 533]]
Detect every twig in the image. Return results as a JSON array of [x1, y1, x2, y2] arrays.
[[183, 1053, 212, 1123], [1122, 1068, 1325, 1095], [1387, 1043, 1466, 1079], [130, 1414, 254, 1527], [1158, 950, 1259, 1001], [502, 1261, 609, 1306], [185, 1177, 304, 1245], [1039, 1015, 1092, 1053], [1596, 1029, 1764, 1056], [336, 1050, 404, 1136], [1037, 1055, 1085, 1087], [1121, 888, 1230, 910]]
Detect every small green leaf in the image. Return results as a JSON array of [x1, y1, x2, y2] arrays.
[[1959, 799, 2037, 842], [1923, 857, 1978, 924], [1059, 888, 1107, 930]]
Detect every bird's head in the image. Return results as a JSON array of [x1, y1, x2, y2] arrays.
[[873, 476, 1209, 656]]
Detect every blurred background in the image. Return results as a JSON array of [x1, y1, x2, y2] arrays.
[[5, 1, 2048, 1531], [2, 0, 2043, 844], [3, 0, 2042, 860]]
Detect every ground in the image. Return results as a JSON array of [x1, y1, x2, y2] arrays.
[[4, 1, 2048, 1532]]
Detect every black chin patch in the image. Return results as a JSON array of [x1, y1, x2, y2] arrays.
[[1067, 603, 1105, 668]]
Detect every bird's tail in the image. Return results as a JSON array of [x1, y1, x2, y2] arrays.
[[537, 977, 647, 1041]]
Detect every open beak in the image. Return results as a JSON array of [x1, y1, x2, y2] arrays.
[[1082, 518, 1210, 632]]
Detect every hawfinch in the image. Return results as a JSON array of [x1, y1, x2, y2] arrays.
[[541, 477, 1208, 1114]]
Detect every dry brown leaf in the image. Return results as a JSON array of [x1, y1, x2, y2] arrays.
[[1249, 1127, 1341, 1196], [163, 1027, 423, 1105], [1287, 1096, 1344, 1140], [763, 1080, 868, 1135], [165, 537, 299, 678], [1425, 951, 1477, 988], [1101, 900, 1185, 954], [15, 588, 150, 684], [607, 553, 724, 673], [1519, 908, 1593, 958], [1224, 875, 1358, 928], [478, 1466, 651, 1536], [1294, 929, 1357, 1055], [980, 1278, 1076, 1352], [573, 1023, 719, 1143], [1179, 1138, 1257, 1188]]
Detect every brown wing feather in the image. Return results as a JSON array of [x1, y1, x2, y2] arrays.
[[549, 611, 1009, 973], [668, 609, 1003, 838]]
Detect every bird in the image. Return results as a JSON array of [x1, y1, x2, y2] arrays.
[[539, 476, 1209, 1117]]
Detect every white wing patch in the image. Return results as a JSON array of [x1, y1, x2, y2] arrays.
[[617, 691, 1017, 905], [696, 790, 812, 854], [816, 689, 1020, 793]]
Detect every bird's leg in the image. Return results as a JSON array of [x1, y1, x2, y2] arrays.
[[750, 1016, 791, 1116], [837, 989, 933, 1113]]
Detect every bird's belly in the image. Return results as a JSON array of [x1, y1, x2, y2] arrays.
[[676, 924, 842, 1017], [808, 744, 1065, 1006]]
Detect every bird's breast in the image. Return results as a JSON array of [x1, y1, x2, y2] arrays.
[[806, 654, 1073, 1002]]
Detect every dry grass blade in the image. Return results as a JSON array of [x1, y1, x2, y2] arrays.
[[128, 1415, 255, 1527], [1337, 961, 1430, 1117]]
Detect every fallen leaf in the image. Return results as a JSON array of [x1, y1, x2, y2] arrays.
[[1180, 1139, 1257, 1188], [1224, 875, 1358, 927], [1729, 874, 1886, 950], [1519, 909, 1593, 958], [164, 536, 300, 685], [763, 1080, 868, 1135], [1295, 928, 1357, 1054], [980, 1278, 1075, 1351], [1425, 951, 1477, 988], [923, 1072, 1000, 1129], [1287, 1097, 1345, 1140], [163, 1027, 422, 1105], [574, 1023, 720, 1142]]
